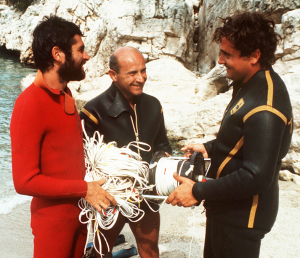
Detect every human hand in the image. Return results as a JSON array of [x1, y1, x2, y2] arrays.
[[85, 179, 117, 213], [166, 173, 198, 207], [181, 144, 209, 158]]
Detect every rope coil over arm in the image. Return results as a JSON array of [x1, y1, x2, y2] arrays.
[[79, 120, 154, 256]]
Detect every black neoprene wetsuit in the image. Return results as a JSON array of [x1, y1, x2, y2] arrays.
[[79, 83, 172, 163], [192, 67, 293, 232]]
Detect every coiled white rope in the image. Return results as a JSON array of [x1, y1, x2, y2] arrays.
[[153, 157, 196, 196], [79, 121, 155, 256], [155, 158, 179, 196], [140, 157, 194, 211], [153, 158, 205, 258]]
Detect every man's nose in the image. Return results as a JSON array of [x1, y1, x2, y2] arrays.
[[218, 54, 225, 65], [136, 71, 146, 82], [84, 51, 90, 61]]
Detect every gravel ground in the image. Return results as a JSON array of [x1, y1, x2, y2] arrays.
[[114, 180, 300, 258], [1, 181, 299, 258]]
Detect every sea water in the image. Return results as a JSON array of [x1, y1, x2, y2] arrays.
[[0, 50, 36, 214]]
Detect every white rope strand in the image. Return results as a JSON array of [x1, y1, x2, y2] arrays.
[[79, 121, 153, 257]]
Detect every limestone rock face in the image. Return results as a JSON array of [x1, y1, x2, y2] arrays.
[[142, 59, 228, 145], [3, 0, 300, 176], [272, 9, 300, 175], [196, 0, 300, 73], [0, 0, 197, 71]]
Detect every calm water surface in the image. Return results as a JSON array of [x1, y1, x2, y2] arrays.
[[0, 50, 36, 214]]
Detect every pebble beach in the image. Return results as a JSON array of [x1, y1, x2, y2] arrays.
[[1, 180, 299, 258]]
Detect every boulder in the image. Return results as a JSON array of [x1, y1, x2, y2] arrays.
[[279, 170, 300, 185]]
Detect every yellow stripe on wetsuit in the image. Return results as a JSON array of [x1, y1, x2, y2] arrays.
[[216, 136, 244, 179], [81, 107, 99, 125]]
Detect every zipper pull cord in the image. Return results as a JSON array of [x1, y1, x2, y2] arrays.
[[130, 104, 140, 155]]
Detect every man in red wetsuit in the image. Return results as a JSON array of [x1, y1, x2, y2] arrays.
[[10, 16, 117, 258]]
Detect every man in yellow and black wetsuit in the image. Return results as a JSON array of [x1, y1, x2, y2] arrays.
[[166, 11, 293, 258]]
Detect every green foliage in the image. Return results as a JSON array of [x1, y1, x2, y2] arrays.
[[7, 0, 34, 13]]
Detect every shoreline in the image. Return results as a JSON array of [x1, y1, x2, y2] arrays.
[[0, 202, 33, 258], [1, 181, 299, 257]]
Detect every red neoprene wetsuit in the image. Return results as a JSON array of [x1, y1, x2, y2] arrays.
[[10, 70, 88, 258]]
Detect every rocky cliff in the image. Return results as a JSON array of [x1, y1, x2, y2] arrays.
[[0, 0, 299, 181]]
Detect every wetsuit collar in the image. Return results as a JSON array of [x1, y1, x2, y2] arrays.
[[107, 83, 134, 117], [33, 70, 76, 115], [231, 67, 273, 97]]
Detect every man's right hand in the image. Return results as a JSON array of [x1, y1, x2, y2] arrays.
[[181, 144, 209, 158], [85, 179, 117, 213]]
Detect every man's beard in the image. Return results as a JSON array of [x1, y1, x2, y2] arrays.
[[58, 56, 86, 82]]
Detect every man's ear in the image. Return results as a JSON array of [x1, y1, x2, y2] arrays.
[[52, 46, 64, 63], [108, 69, 118, 81], [250, 49, 261, 65]]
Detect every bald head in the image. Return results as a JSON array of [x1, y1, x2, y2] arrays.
[[108, 46, 147, 103], [109, 46, 143, 73]]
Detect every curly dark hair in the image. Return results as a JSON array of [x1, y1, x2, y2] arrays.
[[213, 11, 281, 68], [32, 16, 83, 72]]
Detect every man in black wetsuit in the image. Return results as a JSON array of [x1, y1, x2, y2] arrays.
[[167, 12, 293, 258], [80, 46, 172, 258]]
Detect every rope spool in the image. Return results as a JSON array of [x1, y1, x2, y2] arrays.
[[146, 151, 207, 203]]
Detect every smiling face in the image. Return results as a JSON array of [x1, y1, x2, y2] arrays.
[[109, 47, 147, 103], [58, 34, 90, 82], [218, 37, 260, 84]]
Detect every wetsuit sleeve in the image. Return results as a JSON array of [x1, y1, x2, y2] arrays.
[[10, 93, 87, 199], [203, 139, 216, 157], [192, 110, 286, 201], [79, 106, 99, 139], [153, 109, 172, 155]]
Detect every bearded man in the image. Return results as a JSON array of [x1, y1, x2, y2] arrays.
[[10, 16, 116, 258]]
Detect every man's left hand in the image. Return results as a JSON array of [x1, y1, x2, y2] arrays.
[[166, 173, 198, 207]]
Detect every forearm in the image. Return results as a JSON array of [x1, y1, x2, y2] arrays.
[[203, 139, 216, 157], [12, 147, 87, 199]]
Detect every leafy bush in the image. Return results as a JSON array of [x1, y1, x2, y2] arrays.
[[7, 0, 34, 13]]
